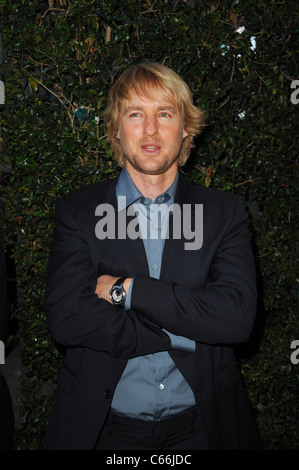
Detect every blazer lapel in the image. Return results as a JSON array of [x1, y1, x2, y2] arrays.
[[102, 173, 196, 280], [104, 177, 149, 277], [160, 174, 194, 282]]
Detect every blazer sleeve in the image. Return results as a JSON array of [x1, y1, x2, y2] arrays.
[[45, 195, 171, 359], [131, 196, 257, 345]]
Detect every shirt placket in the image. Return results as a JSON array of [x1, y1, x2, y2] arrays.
[[147, 199, 171, 419]]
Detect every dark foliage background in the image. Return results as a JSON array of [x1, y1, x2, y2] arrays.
[[0, 0, 298, 450]]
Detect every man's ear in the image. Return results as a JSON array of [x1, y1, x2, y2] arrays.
[[183, 128, 188, 139], [115, 127, 120, 139]]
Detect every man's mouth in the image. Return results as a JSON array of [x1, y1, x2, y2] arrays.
[[141, 144, 161, 154]]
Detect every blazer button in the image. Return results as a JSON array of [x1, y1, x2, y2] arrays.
[[104, 389, 111, 399]]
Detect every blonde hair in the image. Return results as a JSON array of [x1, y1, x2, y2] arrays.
[[103, 62, 205, 167]]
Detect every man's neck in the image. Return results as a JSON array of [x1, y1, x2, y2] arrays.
[[125, 163, 178, 201]]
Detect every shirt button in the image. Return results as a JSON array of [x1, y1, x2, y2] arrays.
[[159, 384, 164, 390], [152, 264, 158, 270]]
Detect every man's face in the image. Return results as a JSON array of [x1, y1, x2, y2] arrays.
[[116, 89, 188, 176]]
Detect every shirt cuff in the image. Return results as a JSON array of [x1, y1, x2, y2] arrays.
[[163, 329, 196, 352], [125, 277, 134, 310]]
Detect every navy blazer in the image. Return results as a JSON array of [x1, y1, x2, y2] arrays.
[[44, 174, 260, 450]]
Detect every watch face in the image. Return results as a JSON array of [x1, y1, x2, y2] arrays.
[[110, 279, 126, 306], [112, 287, 123, 304]]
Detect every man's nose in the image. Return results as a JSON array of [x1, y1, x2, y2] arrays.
[[144, 116, 158, 136]]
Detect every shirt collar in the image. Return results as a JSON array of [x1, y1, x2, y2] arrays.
[[115, 167, 178, 211]]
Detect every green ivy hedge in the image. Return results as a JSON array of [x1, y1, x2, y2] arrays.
[[0, 0, 298, 450]]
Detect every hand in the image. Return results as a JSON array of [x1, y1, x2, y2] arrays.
[[95, 275, 132, 304]]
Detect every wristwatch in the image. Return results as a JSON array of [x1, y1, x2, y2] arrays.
[[109, 277, 127, 306]]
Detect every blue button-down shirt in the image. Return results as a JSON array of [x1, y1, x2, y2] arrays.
[[110, 168, 196, 420]]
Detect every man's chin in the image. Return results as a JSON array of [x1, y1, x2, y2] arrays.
[[125, 155, 177, 176], [136, 166, 167, 175]]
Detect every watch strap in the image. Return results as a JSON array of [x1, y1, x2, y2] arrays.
[[113, 276, 126, 288]]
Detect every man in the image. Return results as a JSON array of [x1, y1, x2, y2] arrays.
[[44, 62, 260, 450]]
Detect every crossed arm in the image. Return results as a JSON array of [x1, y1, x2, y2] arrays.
[[45, 193, 257, 359], [94, 275, 195, 353], [45, 196, 172, 359]]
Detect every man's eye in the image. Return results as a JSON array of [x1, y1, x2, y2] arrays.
[[159, 112, 171, 118], [129, 112, 142, 118]]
